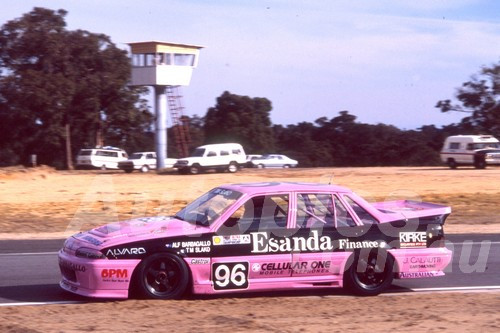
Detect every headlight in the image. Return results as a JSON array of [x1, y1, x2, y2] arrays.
[[75, 247, 106, 259]]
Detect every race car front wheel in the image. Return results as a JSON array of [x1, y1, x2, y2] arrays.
[[134, 253, 190, 299], [344, 250, 394, 296]]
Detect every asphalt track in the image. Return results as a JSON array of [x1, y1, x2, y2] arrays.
[[0, 234, 499, 305]]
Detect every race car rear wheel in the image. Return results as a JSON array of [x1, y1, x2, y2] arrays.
[[135, 253, 189, 299], [344, 250, 394, 296]]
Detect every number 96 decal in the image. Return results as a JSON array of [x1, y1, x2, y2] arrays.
[[212, 262, 249, 290]]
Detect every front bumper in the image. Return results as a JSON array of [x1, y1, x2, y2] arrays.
[[58, 250, 141, 299]]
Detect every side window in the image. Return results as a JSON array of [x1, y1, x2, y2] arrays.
[[207, 151, 217, 157], [449, 142, 460, 149], [466, 143, 473, 150], [232, 149, 241, 154], [296, 193, 334, 229], [146, 153, 155, 159], [220, 151, 229, 156], [111, 152, 118, 157], [334, 196, 356, 227], [342, 196, 378, 225], [222, 194, 289, 233]]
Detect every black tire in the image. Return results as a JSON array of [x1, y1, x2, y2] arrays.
[[227, 162, 238, 173], [100, 164, 107, 171], [189, 164, 201, 175], [447, 159, 457, 169], [134, 253, 189, 299], [140, 165, 150, 173], [124, 169, 133, 173], [283, 164, 290, 169], [257, 164, 264, 169], [344, 250, 394, 296], [474, 158, 486, 169]]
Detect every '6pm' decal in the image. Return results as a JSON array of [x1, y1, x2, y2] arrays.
[[212, 262, 249, 290]]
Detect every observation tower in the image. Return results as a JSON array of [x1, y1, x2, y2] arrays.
[[128, 41, 203, 169]]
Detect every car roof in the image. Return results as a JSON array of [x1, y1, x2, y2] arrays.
[[220, 182, 351, 195]]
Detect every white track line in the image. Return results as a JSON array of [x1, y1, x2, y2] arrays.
[[407, 285, 500, 292], [0, 252, 58, 256], [0, 301, 83, 307]]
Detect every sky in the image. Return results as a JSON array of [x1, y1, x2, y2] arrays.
[[2, 0, 500, 129]]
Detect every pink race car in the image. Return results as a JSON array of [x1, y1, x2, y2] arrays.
[[59, 182, 452, 299]]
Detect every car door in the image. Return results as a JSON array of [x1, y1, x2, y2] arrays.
[[291, 192, 348, 279], [291, 192, 379, 281], [146, 153, 156, 168], [211, 193, 293, 292]]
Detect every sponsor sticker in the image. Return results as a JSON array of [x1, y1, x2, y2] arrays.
[[250, 231, 380, 254], [106, 247, 146, 257], [101, 269, 129, 282], [399, 271, 439, 279], [213, 235, 251, 246], [166, 241, 211, 254], [403, 256, 441, 269], [399, 232, 427, 248], [59, 258, 86, 272], [191, 258, 210, 265], [251, 261, 332, 275]]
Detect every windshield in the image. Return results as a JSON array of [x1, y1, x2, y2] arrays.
[[191, 148, 205, 157], [129, 153, 143, 159], [175, 188, 242, 226]]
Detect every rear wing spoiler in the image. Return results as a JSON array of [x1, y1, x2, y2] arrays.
[[372, 200, 451, 224]]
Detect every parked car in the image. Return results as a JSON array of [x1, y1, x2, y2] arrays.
[[174, 143, 246, 174], [251, 154, 298, 168], [76, 147, 128, 170], [58, 182, 452, 299], [245, 154, 262, 168], [440, 135, 500, 169], [118, 152, 176, 173]]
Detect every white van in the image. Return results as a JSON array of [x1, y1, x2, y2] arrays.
[[440, 135, 500, 169], [174, 143, 246, 174], [76, 147, 128, 170]]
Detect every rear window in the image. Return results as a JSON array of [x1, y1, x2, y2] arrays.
[[343, 196, 378, 225], [448, 142, 460, 149]]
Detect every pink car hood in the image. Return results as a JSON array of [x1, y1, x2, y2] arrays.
[[73, 216, 204, 248]]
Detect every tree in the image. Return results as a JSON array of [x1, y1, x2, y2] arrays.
[[0, 8, 151, 168], [204, 91, 275, 153], [436, 61, 500, 138]]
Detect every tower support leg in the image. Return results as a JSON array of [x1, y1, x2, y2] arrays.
[[154, 86, 167, 170]]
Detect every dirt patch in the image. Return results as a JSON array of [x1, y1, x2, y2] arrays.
[[0, 292, 499, 332], [0, 166, 499, 236]]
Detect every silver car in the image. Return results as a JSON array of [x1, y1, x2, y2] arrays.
[[251, 154, 298, 168]]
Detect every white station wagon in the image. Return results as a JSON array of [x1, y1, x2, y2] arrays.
[[251, 154, 298, 168]]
